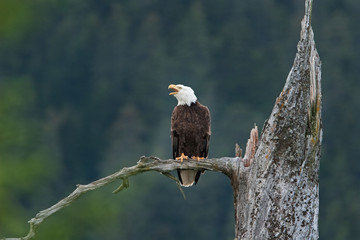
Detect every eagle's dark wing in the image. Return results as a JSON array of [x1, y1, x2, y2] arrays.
[[195, 104, 210, 184], [202, 135, 210, 158], [201, 105, 211, 158], [171, 130, 179, 159], [172, 130, 185, 185]]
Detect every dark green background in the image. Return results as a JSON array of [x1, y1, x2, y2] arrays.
[[0, 0, 358, 239]]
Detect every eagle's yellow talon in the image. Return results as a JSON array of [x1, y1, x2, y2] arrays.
[[191, 156, 205, 161], [176, 153, 188, 162]]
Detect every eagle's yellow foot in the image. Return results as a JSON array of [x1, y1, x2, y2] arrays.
[[176, 153, 188, 162], [191, 156, 205, 161]]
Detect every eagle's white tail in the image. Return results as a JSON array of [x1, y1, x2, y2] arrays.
[[178, 170, 199, 187]]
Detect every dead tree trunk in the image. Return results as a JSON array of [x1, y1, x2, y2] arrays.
[[1, 1, 321, 239], [232, 0, 322, 239]]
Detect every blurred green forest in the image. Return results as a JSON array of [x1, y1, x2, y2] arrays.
[[0, 0, 359, 239]]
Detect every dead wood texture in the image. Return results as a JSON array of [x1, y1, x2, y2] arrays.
[[232, 0, 322, 239], [1, 0, 321, 239]]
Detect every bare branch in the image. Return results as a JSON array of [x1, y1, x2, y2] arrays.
[[160, 172, 187, 200], [1, 156, 242, 240], [112, 177, 129, 194]]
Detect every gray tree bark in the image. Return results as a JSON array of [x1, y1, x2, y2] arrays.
[[232, 0, 322, 239], [1, 0, 321, 239]]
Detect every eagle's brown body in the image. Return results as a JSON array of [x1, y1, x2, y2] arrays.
[[171, 101, 211, 186]]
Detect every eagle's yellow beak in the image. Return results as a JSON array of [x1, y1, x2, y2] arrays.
[[168, 84, 180, 95]]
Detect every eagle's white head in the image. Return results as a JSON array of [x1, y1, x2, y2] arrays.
[[168, 84, 197, 106]]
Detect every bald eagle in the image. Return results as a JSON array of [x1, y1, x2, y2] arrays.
[[168, 84, 211, 187]]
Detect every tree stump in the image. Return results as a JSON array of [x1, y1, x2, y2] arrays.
[[232, 0, 322, 239]]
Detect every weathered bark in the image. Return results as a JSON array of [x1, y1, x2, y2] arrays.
[[1, 0, 321, 239], [233, 0, 322, 239]]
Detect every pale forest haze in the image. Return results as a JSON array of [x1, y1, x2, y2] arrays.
[[0, 0, 359, 239]]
